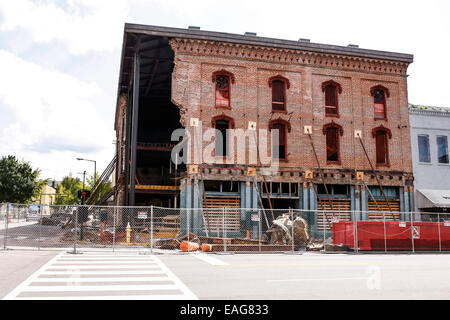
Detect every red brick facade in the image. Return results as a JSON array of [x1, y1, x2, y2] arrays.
[[170, 38, 413, 186]]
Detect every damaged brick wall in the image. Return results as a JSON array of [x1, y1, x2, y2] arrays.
[[169, 38, 413, 186]]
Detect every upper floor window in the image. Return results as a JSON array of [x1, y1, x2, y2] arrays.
[[372, 125, 392, 166], [212, 70, 235, 109], [418, 135, 431, 163], [323, 122, 343, 164], [322, 80, 342, 117], [370, 85, 390, 120], [437, 136, 449, 164], [269, 76, 290, 112], [269, 119, 291, 161]]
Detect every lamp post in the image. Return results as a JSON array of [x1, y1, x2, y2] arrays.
[[76, 158, 97, 187]]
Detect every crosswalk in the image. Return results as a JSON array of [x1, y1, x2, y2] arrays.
[[3, 250, 197, 300]]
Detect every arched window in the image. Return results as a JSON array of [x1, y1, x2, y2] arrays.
[[370, 85, 390, 120], [269, 119, 291, 160], [212, 115, 235, 157], [212, 70, 235, 109], [372, 125, 392, 166], [322, 80, 342, 117], [269, 76, 290, 112], [323, 122, 343, 164]]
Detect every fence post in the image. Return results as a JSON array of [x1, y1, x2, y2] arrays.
[[383, 212, 387, 253], [323, 210, 326, 252], [438, 212, 441, 252], [38, 203, 42, 251], [112, 207, 116, 253], [187, 208, 190, 251], [223, 207, 227, 253], [4, 203, 9, 250], [291, 208, 294, 254], [258, 209, 261, 253], [150, 205, 153, 254], [72, 206, 78, 254], [410, 212, 415, 253], [354, 211, 359, 254]]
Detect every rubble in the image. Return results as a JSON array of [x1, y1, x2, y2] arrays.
[[269, 213, 310, 247]]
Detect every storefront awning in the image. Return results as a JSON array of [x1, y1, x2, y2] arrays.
[[417, 189, 450, 209]]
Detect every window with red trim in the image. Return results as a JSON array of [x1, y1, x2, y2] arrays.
[[271, 122, 287, 160], [323, 122, 343, 164], [269, 76, 290, 112], [370, 85, 389, 120], [372, 125, 391, 166], [215, 75, 230, 108], [326, 127, 339, 162], [272, 80, 286, 111], [375, 130, 388, 165], [373, 89, 386, 119], [322, 80, 342, 117]]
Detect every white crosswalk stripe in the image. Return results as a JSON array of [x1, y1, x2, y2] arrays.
[[3, 251, 197, 300]]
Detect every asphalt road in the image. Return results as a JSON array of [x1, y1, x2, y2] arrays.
[[2, 249, 450, 299]]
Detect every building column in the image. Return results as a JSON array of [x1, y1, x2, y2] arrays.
[[360, 185, 368, 221]]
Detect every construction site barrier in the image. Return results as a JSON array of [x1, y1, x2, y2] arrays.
[[0, 203, 449, 254]]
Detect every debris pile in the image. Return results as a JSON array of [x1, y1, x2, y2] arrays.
[[269, 213, 310, 247]]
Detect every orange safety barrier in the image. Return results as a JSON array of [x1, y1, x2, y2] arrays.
[[201, 243, 213, 252], [180, 241, 200, 252]]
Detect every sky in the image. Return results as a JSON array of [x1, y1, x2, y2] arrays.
[[0, 0, 449, 181]]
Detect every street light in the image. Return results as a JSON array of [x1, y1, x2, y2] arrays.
[[76, 158, 96, 187]]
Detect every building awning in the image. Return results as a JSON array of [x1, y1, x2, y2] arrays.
[[417, 189, 450, 209]]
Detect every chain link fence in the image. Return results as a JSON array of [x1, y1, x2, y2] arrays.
[[1, 203, 449, 254]]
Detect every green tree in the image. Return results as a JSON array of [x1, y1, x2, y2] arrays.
[[86, 172, 112, 204], [54, 176, 83, 205], [0, 155, 45, 203]]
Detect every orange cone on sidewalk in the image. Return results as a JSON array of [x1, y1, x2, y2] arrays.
[[180, 241, 200, 252]]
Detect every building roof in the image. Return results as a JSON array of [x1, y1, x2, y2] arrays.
[[115, 24, 415, 130], [408, 103, 450, 116], [124, 23, 414, 63]]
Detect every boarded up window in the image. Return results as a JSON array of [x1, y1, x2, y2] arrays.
[[326, 127, 339, 162], [374, 89, 386, 119], [272, 80, 285, 111], [215, 75, 230, 108], [375, 131, 388, 164], [325, 85, 338, 116], [271, 123, 286, 159], [215, 120, 229, 156]]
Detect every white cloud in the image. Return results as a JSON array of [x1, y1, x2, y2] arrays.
[[0, 50, 114, 180], [0, 0, 132, 55]]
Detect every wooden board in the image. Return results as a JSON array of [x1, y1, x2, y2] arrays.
[[368, 200, 400, 221], [203, 197, 241, 232], [317, 199, 351, 232]]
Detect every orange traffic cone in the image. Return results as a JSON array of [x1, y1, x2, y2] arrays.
[[201, 243, 213, 252], [246, 230, 250, 239], [180, 241, 200, 252]]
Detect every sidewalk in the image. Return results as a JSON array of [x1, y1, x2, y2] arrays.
[[0, 221, 38, 231]]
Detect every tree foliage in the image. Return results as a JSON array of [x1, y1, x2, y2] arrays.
[[0, 155, 45, 203], [54, 176, 83, 205]]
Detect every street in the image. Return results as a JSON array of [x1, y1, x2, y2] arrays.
[[1, 249, 450, 300]]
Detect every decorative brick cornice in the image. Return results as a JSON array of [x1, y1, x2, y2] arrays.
[[169, 38, 409, 75]]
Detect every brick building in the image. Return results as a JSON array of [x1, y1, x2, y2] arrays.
[[113, 24, 415, 236]]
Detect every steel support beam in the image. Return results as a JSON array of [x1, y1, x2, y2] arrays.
[[129, 48, 140, 207]]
